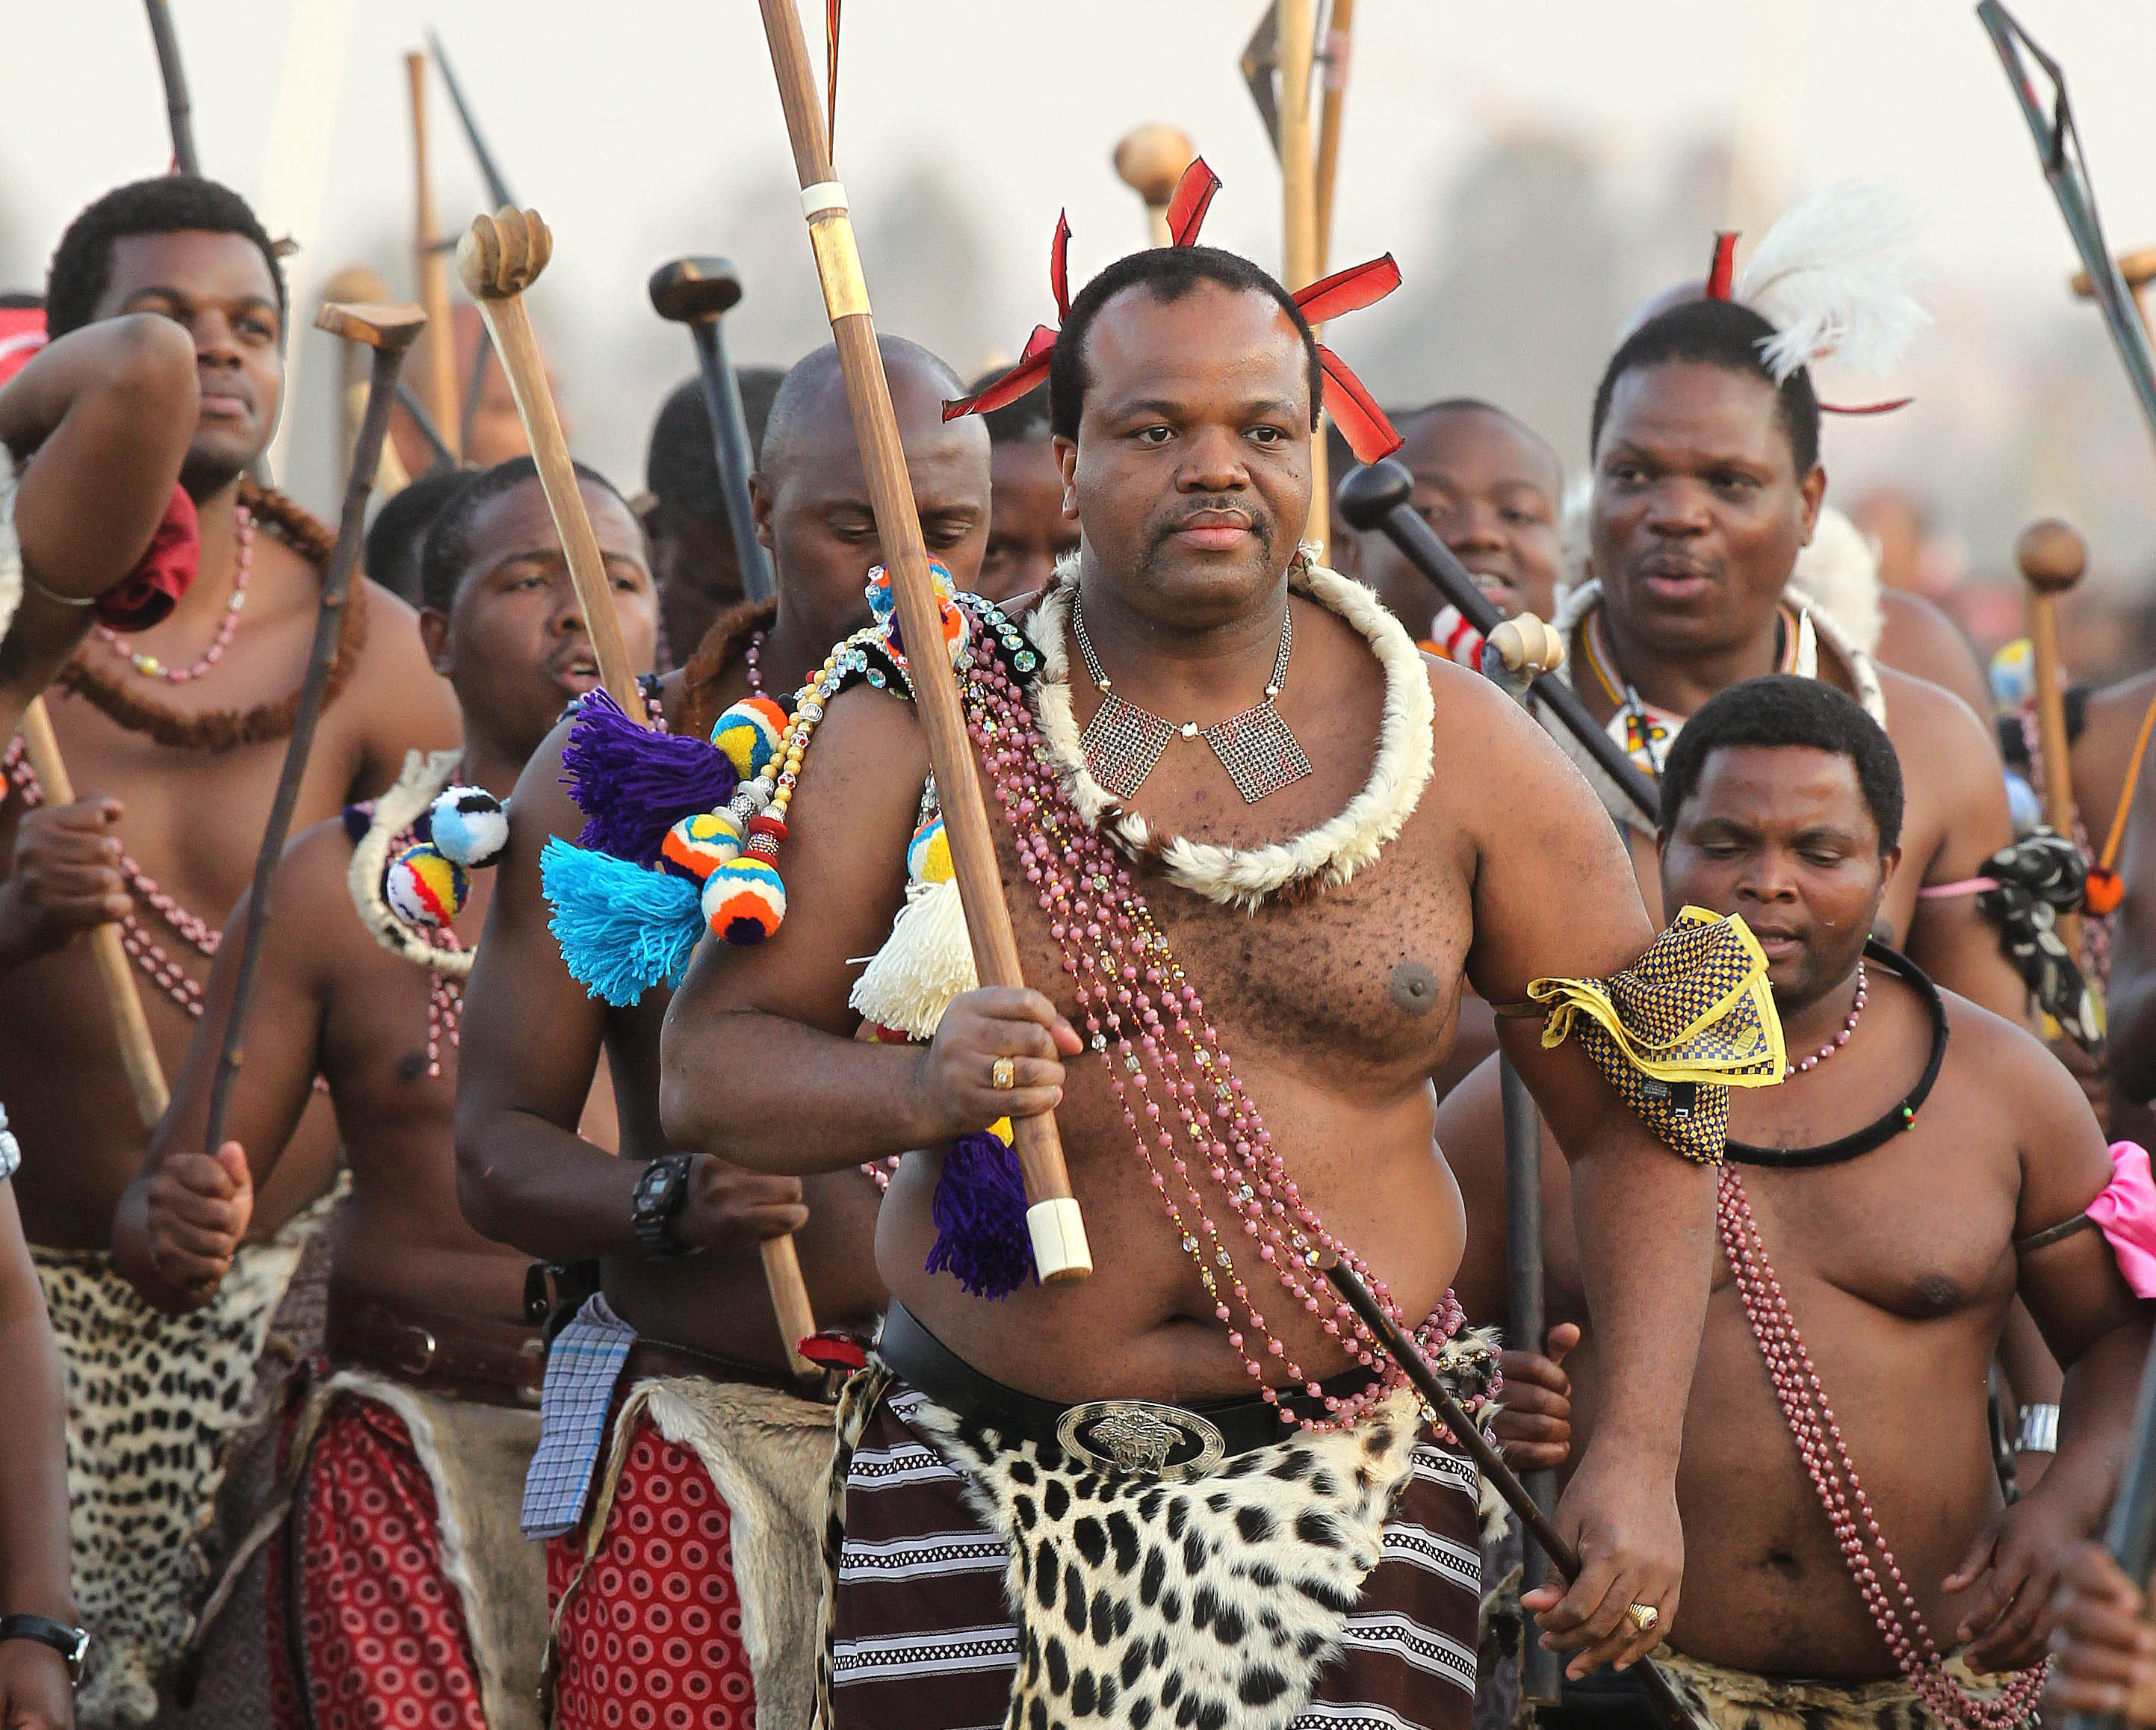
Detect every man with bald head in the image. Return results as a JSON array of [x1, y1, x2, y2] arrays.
[[453, 335, 987, 1730]]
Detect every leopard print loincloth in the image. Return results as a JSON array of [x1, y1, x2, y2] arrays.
[[820, 1335, 1496, 1730], [34, 1193, 338, 1728]]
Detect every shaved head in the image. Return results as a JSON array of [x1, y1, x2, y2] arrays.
[[759, 335, 977, 481]]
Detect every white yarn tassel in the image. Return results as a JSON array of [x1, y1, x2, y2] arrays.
[[1733, 179, 1929, 383], [849, 874, 979, 1040]]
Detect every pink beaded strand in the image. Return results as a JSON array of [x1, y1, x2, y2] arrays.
[[1718, 1166, 2045, 1728], [1787, 959, 1866, 1076], [99, 501, 252, 685], [959, 626, 1475, 1435]]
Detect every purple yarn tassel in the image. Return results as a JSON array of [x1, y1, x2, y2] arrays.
[[923, 1130, 1036, 1300], [560, 688, 738, 865]]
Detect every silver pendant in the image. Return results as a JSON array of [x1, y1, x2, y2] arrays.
[[1204, 702, 1312, 803], [1082, 693, 1177, 801]]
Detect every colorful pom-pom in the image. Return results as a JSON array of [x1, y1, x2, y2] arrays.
[[657, 810, 744, 883], [702, 857, 787, 945], [907, 815, 953, 884], [710, 698, 790, 783], [867, 562, 969, 669], [541, 837, 703, 1005], [427, 786, 509, 869], [561, 687, 738, 867], [385, 844, 468, 928]]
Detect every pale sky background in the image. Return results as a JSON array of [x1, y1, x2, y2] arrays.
[[5, 1, 2156, 599]]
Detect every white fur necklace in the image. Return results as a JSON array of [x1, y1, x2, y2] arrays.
[[1024, 558, 1435, 911]]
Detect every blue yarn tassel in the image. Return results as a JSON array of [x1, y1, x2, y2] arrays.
[[923, 1130, 1036, 1299], [541, 837, 703, 1005], [560, 688, 738, 866]]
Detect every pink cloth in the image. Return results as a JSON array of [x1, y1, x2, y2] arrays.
[[2090, 1141, 2156, 1298]]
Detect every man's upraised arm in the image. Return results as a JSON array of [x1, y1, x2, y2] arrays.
[[1457, 669, 1711, 1676]]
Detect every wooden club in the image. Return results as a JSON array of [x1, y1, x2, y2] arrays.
[[1112, 125, 1197, 249], [459, 208, 831, 1374], [202, 302, 425, 1163], [2019, 516, 2087, 958], [405, 52, 462, 459], [1312, 0, 1356, 275], [16, 701, 167, 1129], [1274, 0, 1331, 561], [754, 0, 1091, 1282], [318, 265, 411, 494]]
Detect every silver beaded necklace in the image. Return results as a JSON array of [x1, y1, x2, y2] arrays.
[[1071, 593, 1311, 804]]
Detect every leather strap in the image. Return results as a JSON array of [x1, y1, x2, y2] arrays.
[[324, 1282, 545, 1407], [621, 1335, 801, 1395]]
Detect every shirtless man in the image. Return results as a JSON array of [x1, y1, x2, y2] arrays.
[[660, 241, 1748, 1730], [109, 456, 653, 1730], [0, 306, 199, 1730], [642, 365, 784, 660], [1558, 295, 2028, 1024], [454, 337, 984, 1729], [967, 372, 1079, 602], [1333, 396, 1563, 655], [0, 174, 456, 1726], [1445, 675, 2153, 1728]]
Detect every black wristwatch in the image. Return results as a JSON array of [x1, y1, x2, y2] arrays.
[[631, 1153, 697, 1258], [0, 1614, 89, 1684]]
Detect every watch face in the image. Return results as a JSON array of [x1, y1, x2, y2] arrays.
[[635, 1165, 672, 1208]]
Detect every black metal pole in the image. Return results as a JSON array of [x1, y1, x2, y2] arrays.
[[690, 317, 775, 603], [1502, 1058, 1566, 1708], [1336, 460, 1661, 822]]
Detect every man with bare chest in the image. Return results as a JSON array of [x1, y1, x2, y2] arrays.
[[1445, 676, 2155, 1730], [453, 337, 982, 1730], [108, 458, 653, 1729], [657, 241, 1771, 1730], [0, 176, 456, 1727]]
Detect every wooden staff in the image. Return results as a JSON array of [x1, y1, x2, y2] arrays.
[[2019, 517, 2087, 958], [754, 0, 1091, 1282], [142, 0, 201, 174], [202, 301, 424, 1161], [2070, 246, 2156, 343], [406, 52, 462, 459], [459, 209, 831, 1370], [16, 701, 168, 1128], [318, 266, 410, 494], [1112, 125, 1196, 248], [1312, 0, 1356, 272], [1322, 1250, 1701, 1730], [1276, 0, 1329, 561], [1499, 1057, 1564, 1706]]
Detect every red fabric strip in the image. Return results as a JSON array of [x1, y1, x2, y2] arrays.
[[1166, 157, 1221, 247], [1705, 232, 1738, 300], [825, 0, 841, 156], [1819, 396, 1915, 416], [1050, 210, 1073, 321], [1319, 344, 1404, 462], [941, 326, 1056, 421], [1294, 254, 1401, 324]]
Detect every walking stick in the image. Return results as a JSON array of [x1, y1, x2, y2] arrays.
[[1274, 0, 1330, 561], [1501, 1058, 1565, 1708], [318, 266, 414, 494], [647, 257, 775, 604], [1322, 1252, 1703, 1730], [405, 52, 462, 459], [1312, 0, 1356, 273], [202, 301, 424, 1164], [2019, 518, 2087, 960], [141, 0, 200, 176], [753, 0, 1091, 1282], [16, 701, 168, 1129], [1337, 459, 1661, 821], [461, 210, 831, 1371], [424, 29, 518, 456], [1112, 125, 1197, 249]]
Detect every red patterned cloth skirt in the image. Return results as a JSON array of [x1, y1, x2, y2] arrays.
[[545, 1411, 760, 1729], [266, 1393, 488, 1730]]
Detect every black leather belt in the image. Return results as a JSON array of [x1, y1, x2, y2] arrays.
[[878, 1299, 1378, 1481]]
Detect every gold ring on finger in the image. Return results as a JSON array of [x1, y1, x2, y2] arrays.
[[991, 1056, 1017, 1091], [1625, 1602, 1659, 1634]]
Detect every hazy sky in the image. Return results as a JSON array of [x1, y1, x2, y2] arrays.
[[5, 1, 2155, 533]]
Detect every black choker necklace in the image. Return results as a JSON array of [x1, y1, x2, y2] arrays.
[[1726, 940, 1945, 1169]]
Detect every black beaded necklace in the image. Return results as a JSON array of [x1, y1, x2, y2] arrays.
[[1726, 940, 1946, 1169]]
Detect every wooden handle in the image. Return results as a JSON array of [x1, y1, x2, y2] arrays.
[[458, 214, 646, 726], [757, 0, 1089, 1281], [1274, 0, 1329, 562], [18, 699, 169, 1129], [2019, 518, 2085, 958], [760, 1236, 822, 1380], [1312, 0, 1354, 274], [406, 52, 461, 459]]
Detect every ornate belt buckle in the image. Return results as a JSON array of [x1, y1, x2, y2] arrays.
[[1054, 1400, 1227, 1481]]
